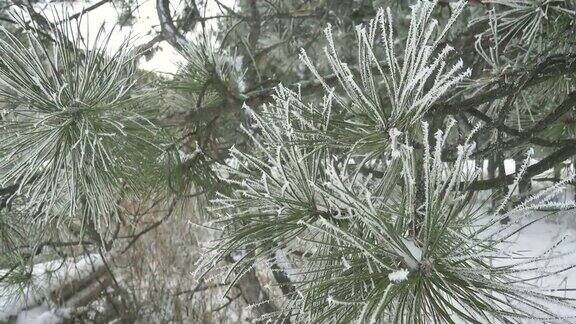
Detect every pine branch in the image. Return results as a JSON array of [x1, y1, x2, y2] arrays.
[[170, 51, 576, 128], [430, 53, 576, 116], [156, 0, 196, 49], [470, 91, 576, 158], [469, 143, 576, 190]]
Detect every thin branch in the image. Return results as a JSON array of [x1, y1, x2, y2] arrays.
[[156, 0, 191, 49], [468, 144, 576, 190], [121, 199, 178, 254], [430, 53, 576, 117], [55, 0, 113, 24]]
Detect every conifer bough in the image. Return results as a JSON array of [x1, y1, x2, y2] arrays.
[[204, 1, 576, 322], [0, 18, 170, 232]]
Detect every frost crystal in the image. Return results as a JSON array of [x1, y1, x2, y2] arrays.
[[388, 269, 410, 283]]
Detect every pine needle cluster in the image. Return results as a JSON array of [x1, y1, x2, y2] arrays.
[[203, 1, 576, 322]]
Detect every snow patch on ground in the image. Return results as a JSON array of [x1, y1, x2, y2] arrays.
[[15, 304, 68, 324], [0, 254, 101, 322], [493, 214, 576, 322]]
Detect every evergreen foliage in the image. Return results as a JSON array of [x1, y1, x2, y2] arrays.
[[0, 18, 171, 228], [1, 0, 576, 322], [203, 1, 576, 322]]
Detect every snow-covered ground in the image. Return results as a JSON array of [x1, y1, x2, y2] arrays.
[[506, 216, 576, 320], [0, 255, 102, 323]]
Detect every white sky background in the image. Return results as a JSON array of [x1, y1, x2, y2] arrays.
[[24, 0, 236, 74]]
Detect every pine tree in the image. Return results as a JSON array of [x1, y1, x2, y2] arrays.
[[203, 1, 576, 322], [0, 0, 576, 322]]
